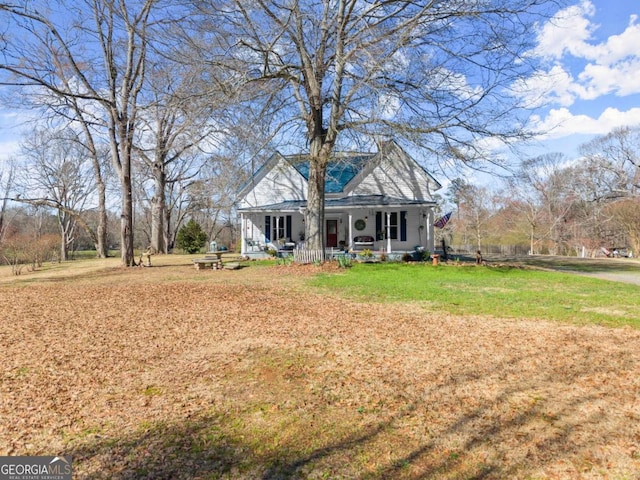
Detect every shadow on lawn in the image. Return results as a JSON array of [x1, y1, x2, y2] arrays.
[[67, 354, 618, 479], [68, 411, 404, 479]]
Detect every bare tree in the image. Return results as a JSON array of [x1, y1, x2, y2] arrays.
[[514, 154, 575, 254], [607, 198, 640, 256], [189, 155, 247, 247], [59, 100, 112, 258], [505, 173, 546, 255], [0, 158, 17, 244], [578, 125, 640, 252], [0, 0, 159, 266], [16, 128, 96, 260], [189, 0, 557, 251], [580, 126, 640, 198], [134, 60, 225, 254], [450, 180, 493, 251], [4, 82, 115, 258]]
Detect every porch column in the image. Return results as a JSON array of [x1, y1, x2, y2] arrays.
[[240, 212, 246, 255], [427, 208, 433, 252], [386, 211, 391, 253], [348, 213, 353, 249], [275, 216, 280, 244]]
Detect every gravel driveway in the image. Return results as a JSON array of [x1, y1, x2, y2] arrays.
[[485, 254, 640, 286]]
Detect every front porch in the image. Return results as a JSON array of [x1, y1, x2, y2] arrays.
[[243, 245, 432, 265], [238, 195, 438, 258]]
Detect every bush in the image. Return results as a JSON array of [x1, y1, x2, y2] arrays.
[[1, 233, 59, 274], [337, 254, 353, 268], [276, 254, 294, 266], [176, 219, 207, 254]]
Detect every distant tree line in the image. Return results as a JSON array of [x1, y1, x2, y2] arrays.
[[437, 126, 640, 257]]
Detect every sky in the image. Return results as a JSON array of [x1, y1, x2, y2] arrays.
[[517, 0, 640, 158], [1, 0, 639, 176]]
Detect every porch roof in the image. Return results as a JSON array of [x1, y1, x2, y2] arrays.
[[238, 194, 436, 213]]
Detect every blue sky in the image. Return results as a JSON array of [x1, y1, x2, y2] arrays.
[[518, 0, 640, 158], [1, 0, 639, 173]]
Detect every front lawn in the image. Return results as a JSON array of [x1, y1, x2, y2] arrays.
[[2, 258, 639, 478], [310, 262, 640, 327]]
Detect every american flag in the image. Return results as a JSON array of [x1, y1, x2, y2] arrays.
[[434, 212, 452, 229]]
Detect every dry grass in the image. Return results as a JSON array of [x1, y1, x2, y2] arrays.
[[1, 256, 639, 479]]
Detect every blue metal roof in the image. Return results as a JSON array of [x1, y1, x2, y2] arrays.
[[287, 153, 374, 193]]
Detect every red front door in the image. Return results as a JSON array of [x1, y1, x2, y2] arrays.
[[326, 220, 338, 248]]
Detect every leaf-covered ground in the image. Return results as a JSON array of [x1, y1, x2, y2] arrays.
[[1, 260, 639, 479]]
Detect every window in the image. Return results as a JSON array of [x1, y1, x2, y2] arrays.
[[265, 215, 292, 242], [388, 212, 398, 240], [272, 216, 286, 242], [376, 211, 398, 240]]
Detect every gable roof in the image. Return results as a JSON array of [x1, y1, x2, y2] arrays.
[[237, 140, 441, 205], [237, 152, 305, 199], [343, 141, 442, 194]]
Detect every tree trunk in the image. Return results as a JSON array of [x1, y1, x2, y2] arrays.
[[530, 228, 535, 255], [76, 105, 109, 258], [58, 211, 71, 262], [0, 166, 13, 243], [305, 129, 331, 252], [59, 229, 69, 262], [150, 164, 166, 254], [305, 161, 326, 252], [95, 176, 108, 258], [120, 164, 136, 267], [164, 205, 172, 252]]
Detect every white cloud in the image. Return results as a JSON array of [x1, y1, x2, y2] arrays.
[[534, 0, 598, 60], [376, 92, 401, 119], [513, 64, 583, 108], [578, 56, 640, 98], [588, 14, 640, 63], [527, 1, 640, 106], [0, 141, 20, 162], [530, 107, 640, 139]]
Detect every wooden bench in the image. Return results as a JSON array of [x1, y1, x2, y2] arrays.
[[353, 235, 375, 250]]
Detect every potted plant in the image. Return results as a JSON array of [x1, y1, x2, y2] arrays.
[[358, 248, 376, 263]]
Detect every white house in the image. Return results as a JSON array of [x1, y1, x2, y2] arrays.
[[237, 141, 442, 256]]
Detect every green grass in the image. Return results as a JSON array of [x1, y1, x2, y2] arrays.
[[68, 250, 119, 259], [310, 263, 640, 327]]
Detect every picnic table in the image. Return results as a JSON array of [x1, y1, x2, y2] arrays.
[[193, 251, 224, 270]]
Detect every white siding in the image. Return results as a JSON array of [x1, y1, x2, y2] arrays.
[[239, 158, 307, 209]]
